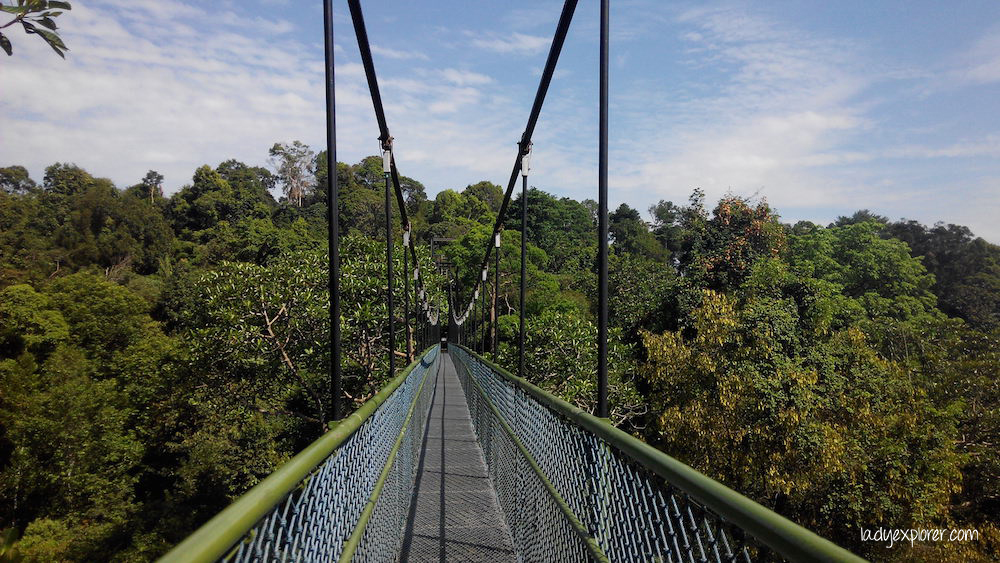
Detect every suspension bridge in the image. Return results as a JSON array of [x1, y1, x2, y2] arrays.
[[160, 1, 866, 561]]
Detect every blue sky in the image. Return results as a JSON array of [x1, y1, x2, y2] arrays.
[[3, 0, 999, 241]]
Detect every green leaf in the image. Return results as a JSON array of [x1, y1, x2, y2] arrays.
[[48, 0, 70, 8], [34, 27, 63, 47], [38, 16, 56, 30], [34, 27, 66, 57], [0, 33, 11, 56], [0, 5, 27, 13]]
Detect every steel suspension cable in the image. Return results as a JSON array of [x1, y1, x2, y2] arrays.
[[348, 0, 440, 365], [450, 0, 579, 325], [349, 0, 580, 348], [347, 0, 422, 271]]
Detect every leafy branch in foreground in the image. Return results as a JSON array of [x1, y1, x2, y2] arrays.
[[0, 1, 72, 58]]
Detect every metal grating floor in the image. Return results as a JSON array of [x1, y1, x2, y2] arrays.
[[399, 352, 516, 562]]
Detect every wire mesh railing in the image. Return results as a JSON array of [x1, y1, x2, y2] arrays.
[[159, 345, 440, 563], [451, 344, 866, 563]]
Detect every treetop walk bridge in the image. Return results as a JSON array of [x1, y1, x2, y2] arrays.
[[162, 345, 863, 562], [161, 1, 866, 561]]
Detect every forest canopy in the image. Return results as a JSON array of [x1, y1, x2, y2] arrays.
[[0, 149, 998, 561]]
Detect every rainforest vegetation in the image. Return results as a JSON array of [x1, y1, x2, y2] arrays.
[[0, 146, 998, 561]]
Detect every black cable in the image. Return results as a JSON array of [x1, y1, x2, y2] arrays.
[[455, 0, 579, 316], [348, 0, 438, 355], [349, 0, 579, 342], [346, 0, 390, 142]]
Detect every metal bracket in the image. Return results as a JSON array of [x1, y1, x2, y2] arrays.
[[381, 147, 392, 173], [520, 141, 532, 177]]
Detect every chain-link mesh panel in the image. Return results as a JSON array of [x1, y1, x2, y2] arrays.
[[452, 347, 757, 563], [455, 349, 593, 562], [353, 347, 438, 562], [221, 347, 439, 563]]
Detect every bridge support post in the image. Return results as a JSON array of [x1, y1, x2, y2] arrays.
[[383, 147, 395, 377], [404, 228, 412, 362], [322, 0, 341, 420], [518, 143, 531, 381], [597, 0, 610, 419], [493, 233, 500, 361]]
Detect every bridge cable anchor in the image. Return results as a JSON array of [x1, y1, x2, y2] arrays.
[[519, 141, 532, 177]]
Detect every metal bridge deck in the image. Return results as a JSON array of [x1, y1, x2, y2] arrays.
[[400, 352, 516, 562]]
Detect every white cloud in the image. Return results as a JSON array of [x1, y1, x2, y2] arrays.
[[440, 68, 494, 86], [0, 0, 523, 196], [959, 25, 1000, 84], [218, 11, 295, 34], [4, 0, 997, 245], [0, 1, 329, 190], [371, 45, 429, 61], [607, 6, 869, 209], [470, 32, 549, 55]]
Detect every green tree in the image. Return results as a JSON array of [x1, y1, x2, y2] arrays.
[[884, 220, 1000, 330], [641, 283, 962, 556], [788, 221, 940, 324], [678, 195, 786, 290], [0, 1, 72, 58], [141, 170, 164, 203], [496, 309, 644, 425], [269, 141, 315, 207], [462, 181, 503, 213], [648, 199, 683, 260], [0, 166, 35, 195], [0, 284, 68, 359], [609, 203, 665, 261], [504, 187, 595, 273]]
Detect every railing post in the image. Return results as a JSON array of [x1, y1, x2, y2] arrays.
[[493, 233, 500, 361], [480, 269, 487, 355], [518, 143, 531, 381], [404, 228, 412, 362], [323, 0, 342, 421], [596, 0, 610, 419], [383, 146, 395, 377]]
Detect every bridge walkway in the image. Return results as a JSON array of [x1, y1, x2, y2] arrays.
[[399, 351, 516, 562]]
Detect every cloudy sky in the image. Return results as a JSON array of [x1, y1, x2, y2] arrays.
[[3, 0, 1000, 241]]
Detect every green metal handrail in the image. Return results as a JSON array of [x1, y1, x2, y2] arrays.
[[159, 345, 438, 563], [454, 344, 866, 563]]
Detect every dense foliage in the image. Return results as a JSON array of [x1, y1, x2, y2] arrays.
[[0, 147, 997, 560]]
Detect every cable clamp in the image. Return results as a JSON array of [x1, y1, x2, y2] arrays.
[[520, 141, 532, 177], [381, 147, 392, 174], [495, 232, 501, 248]]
